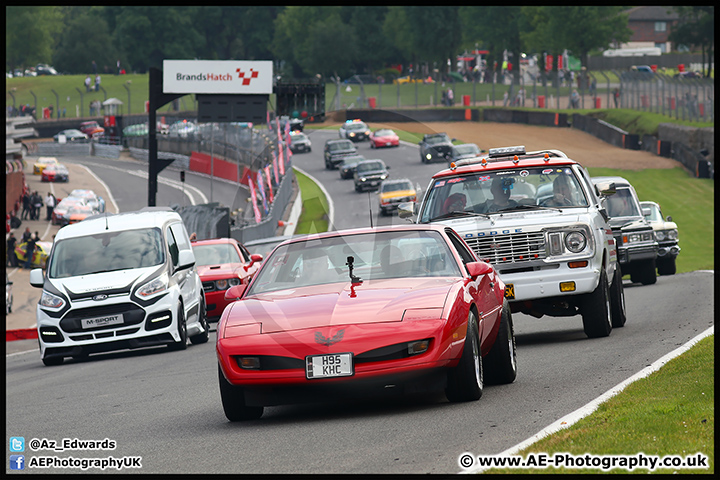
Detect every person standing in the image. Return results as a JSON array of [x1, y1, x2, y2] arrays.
[[6, 232, 18, 267], [22, 227, 32, 243], [95, 74, 101, 92], [85, 75, 92, 92], [447, 88, 454, 106], [24, 233, 36, 269], [92, 60, 97, 75], [21, 191, 31, 220], [45, 192, 56, 221], [117, 59, 121, 75], [31, 191, 43, 220]]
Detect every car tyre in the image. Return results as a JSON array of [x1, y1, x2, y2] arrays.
[[609, 269, 627, 328], [581, 269, 613, 338], [168, 305, 188, 351], [218, 365, 264, 421], [483, 300, 517, 385], [190, 298, 209, 345], [631, 259, 657, 285], [657, 257, 676, 276], [445, 310, 483, 402]]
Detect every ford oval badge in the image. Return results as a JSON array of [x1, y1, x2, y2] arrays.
[[93, 294, 108, 301]]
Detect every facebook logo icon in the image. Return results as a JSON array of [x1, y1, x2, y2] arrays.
[[10, 437, 25, 452], [10, 455, 25, 470]]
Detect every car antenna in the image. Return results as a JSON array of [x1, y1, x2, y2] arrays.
[[105, 209, 109, 230], [368, 191, 373, 228]]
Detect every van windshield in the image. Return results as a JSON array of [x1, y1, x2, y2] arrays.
[[49, 228, 165, 278]]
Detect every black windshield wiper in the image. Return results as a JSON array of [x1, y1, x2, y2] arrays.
[[429, 211, 490, 221], [495, 205, 562, 213]]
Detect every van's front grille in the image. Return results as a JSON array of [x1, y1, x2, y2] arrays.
[[464, 232, 546, 265]]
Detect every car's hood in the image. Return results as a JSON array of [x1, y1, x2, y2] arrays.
[[196, 263, 243, 279], [607, 217, 648, 231], [380, 189, 416, 200], [330, 149, 356, 155], [48, 266, 158, 296], [225, 278, 456, 333], [357, 169, 387, 177]]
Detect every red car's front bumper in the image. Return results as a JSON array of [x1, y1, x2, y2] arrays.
[[217, 317, 465, 403]]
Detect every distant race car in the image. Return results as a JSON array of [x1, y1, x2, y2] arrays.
[[33, 157, 58, 175], [41, 163, 70, 182], [369, 128, 400, 149], [338, 119, 371, 142], [191, 238, 263, 321]]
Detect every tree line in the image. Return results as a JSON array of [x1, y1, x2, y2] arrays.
[[5, 6, 714, 81]]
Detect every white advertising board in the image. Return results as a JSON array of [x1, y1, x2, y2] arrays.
[[163, 60, 273, 95]]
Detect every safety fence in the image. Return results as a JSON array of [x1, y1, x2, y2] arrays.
[[328, 68, 714, 123]]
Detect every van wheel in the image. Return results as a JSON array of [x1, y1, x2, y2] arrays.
[[190, 299, 209, 345], [168, 305, 187, 351]]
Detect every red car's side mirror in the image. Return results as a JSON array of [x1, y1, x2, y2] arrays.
[[244, 254, 263, 272], [225, 284, 248, 300], [466, 261, 493, 278]]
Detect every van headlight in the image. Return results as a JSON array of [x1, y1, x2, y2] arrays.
[[40, 291, 65, 309], [137, 273, 169, 299]]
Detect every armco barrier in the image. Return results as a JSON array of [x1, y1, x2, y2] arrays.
[[572, 114, 627, 149], [346, 109, 472, 123]]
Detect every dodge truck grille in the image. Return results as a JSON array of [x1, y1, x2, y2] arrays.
[[464, 232, 546, 265]]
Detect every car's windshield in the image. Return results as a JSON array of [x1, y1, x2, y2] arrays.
[[192, 243, 243, 266], [419, 167, 589, 222], [49, 228, 165, 278], [290, 134, 307, 144], [425, 135, 450, 145], [605, 188, 641, 217], [375, 129, 393, 136], [642, 203, 663, 222], [356, 161, 384, 173], [346, 123, 366, 131], [248, 230, 462, 294], [455, 144, 479, 155], [382, 181, 413, 193], [329, 141, 354, 151]]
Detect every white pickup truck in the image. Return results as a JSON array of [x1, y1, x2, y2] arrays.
[[399, 145, 626, 338]]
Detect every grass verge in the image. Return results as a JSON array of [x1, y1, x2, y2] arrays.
[[293, 168, 329, 235], [482, 334, 714, 474]]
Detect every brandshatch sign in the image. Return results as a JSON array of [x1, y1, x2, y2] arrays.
[[163, 60, 273, 95]]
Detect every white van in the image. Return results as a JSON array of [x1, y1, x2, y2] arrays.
[[30, 207, 208, 366]]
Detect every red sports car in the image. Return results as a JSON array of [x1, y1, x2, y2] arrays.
[[369, 128, 400, 149], [41, 163, 70, 182], [217, 224, 517, 421], [192, 238, 263, 321]]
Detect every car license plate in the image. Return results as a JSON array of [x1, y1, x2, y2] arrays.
[[386, 142, 392, 146], [504, 284, 515, 300], [371, 180, 379, 185], [306, 353, 353, 379], [81, 314, 124, 329]]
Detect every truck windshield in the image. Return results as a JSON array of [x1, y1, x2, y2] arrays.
[[419, 167, 589, 223]]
